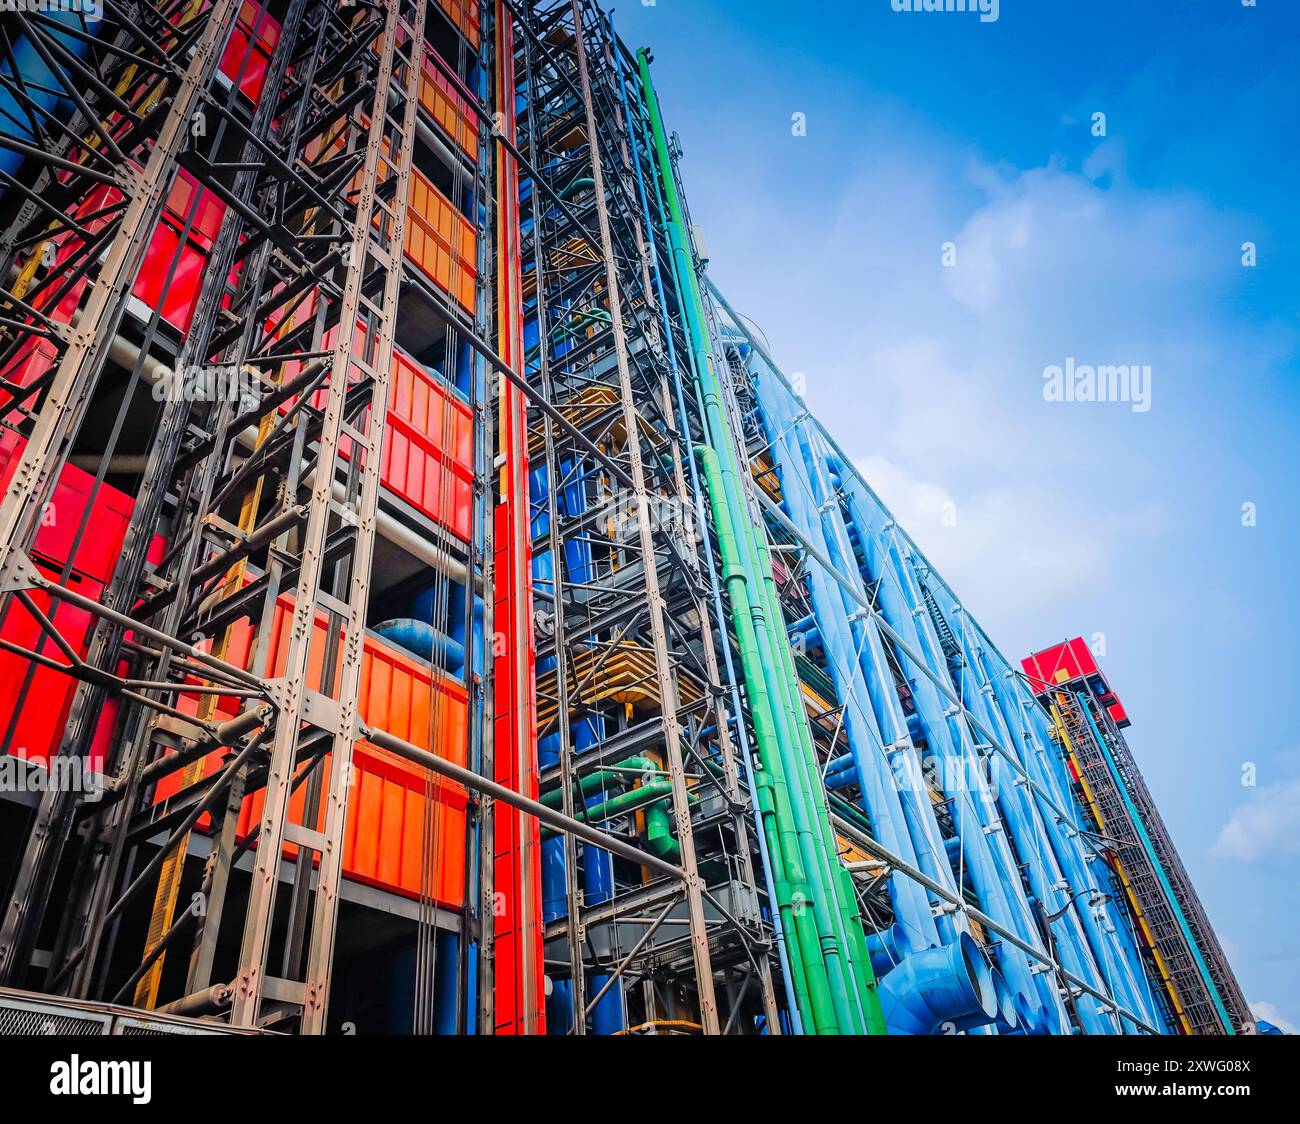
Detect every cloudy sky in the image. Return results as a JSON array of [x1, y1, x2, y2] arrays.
[[616, 0, 1300, 1031]]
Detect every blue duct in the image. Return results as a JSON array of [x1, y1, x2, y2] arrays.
[[373, 618, 466, 673], [875, 933, 997, 1035], [865, 923, 905, 977], [757, 373, 956, 963], [836, 473, 1063, 1034], [574, 716, 625, 1036], [0, 13, 92, 185], [751, 340, 1165, 1032], [757, 369, 1071, 1033]]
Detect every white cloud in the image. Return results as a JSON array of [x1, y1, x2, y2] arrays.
[[855, 454, 1106, 617], [1249, 1001, 1298, 1036], [1211, 774, 1300, 864], [773, 153, 1237, 651]]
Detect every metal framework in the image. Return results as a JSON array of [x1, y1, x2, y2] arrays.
[[0, 0, 1251, 1038], [1049, 684, 1252, 1034], [509, 0, 778, 1035], [0, 0, 512, 1032]]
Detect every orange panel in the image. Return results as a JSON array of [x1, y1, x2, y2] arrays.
[[419, 59, 478, 160], [273, 322, 474, 540], [405, 167, 477, 312], [152, 597, 471, 908], [433, 0, 481, 47]]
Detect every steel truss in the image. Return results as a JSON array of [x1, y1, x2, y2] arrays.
[[510, 0, 779, 1034], [1052, 687, 1252, 1034], [0, 0, 501, 1032]]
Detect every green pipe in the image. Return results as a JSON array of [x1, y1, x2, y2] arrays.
[[750, 528, 867, 1034], [637, 43, 859, 1032], [566, 780, 671, 825], [640, 51, 883, 1034], [696, 444, 837, 1033], [753, 525, 884, 1032], [561, 175, 596, 199], [644, 801, 680, 864], [540, 781, 675, 843], [539, 756, 658, 811]]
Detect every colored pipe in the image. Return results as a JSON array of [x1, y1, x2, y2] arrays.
[[875, 933, 997, 1035], [641, 46, 882, 1034], [613, 23, 799, 1033], [373, 619, 466, 672]]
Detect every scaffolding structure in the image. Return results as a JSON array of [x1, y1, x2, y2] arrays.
[[1040, 670, 1252, 1035], [0, 0, 1252, 1036]]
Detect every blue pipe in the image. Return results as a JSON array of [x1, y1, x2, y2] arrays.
[[434, 930, 459, 1035], [373, 619, 466, 672], [874, 933, 998, 1035], [757, 375, 1012, 1034], [574, 715, 626, 1036]]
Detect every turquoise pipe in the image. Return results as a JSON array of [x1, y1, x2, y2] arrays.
[[1079, 695, 1235, 1033]]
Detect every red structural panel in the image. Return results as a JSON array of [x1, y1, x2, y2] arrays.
[[0, 434, 136, 768], [383, 348, 474, 540], [1021, 637, 1100, 695], [278, 319, 474, 541], [131, 171, 230, 335], [490, 0, 544, 1036], [43, 169, 232, 339], [219, 0, 281, 104]]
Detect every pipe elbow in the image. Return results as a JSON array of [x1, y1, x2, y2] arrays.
[[875, 933, 998, 1035]]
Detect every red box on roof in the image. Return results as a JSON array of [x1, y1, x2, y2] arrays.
[[1021, 637, 1099, 695]]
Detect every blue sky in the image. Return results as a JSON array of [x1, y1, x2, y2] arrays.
[[613, 0, 1300, 1031]]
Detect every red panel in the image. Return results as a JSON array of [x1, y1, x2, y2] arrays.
[[219, 0, 281, 104], [281, 323, 474, 540], [0, 434, 135, 586], [491, 0, 543, 1036], [0, 561, 104, 769], [0, 337, 60, 423], [1021, 637, 1099, 695], [130, 172, 230, 335], [382, 348, 474, 539], [0, 436, 140, 769]]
